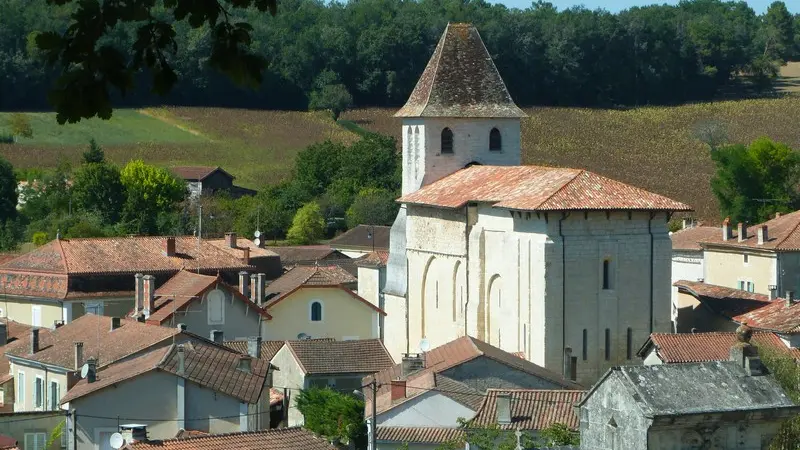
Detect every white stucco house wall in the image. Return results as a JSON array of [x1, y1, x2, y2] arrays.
[[669, 225, 717, 331]]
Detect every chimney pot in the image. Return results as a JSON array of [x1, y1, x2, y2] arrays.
[[164, 237, 176, 257], [239, 271, 250, 299], [110, 317, 121, 331], [242, 247, 250, 265], [225, 232, 237, 248], [722, 218, 731, 241], [134, 273, 144, 315], [74, 342, 84, 370], [86, 357, 97, 383], [210, 330, 223, 344], [758, 225, 768, 245], [142, 275, 156, 318], [496, 393, 512, 425], [177, 344, 186, 376], [238, 355, 252, 373], [390, 379, 406, 401], [30, 329, 39, 354], [737, 222, 746, 242], [247, 336, 262, 359]]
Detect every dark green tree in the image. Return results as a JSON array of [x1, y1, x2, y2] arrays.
[[82, 138, 105, 164], [762, 1, 795, 61], [295, 387, 367, 447], [0, 156, 18, 222], [119, 160, 186, 234], [309, 83, 353, 120], [71, 162, 125, 224], [345, 188, 398, 229]]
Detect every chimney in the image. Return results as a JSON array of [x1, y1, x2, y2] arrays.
[[401, 354, 424, 376], [737, 222, 747, 242], [239, 271, 250, 299], [390, 379, 406, 401], [496, 393, 511, 425], [250, 274, 259, 304], [164, 237, 176, 257], [86, 357, 97, 383], [0, 322, 7, 347], [225, 232, 237, 248], [134, 273, 144, 314], [730, 323, 764, 376], [110, 317, 121, 331], [722, 218, 731, 241], [74, 342, 84, 369], [787, 291, 795, 306], [255, 273, 266, 306], [758, 225, 768, 245], [177, 323, 187, 331], [247, 336, 262, 359], [237, 355, 252, 373], [177, 344, 186, 376], [30, 329, 39, 354], [242, 247, 250, 265], [142, 275, 155, 318], [770, 285, 778, 301], [210, 330, 223, 344], [119, 425, 148, 444]]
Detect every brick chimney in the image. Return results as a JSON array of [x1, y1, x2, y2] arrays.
[[758, 225, 768, 245], [142, 275, 155, 318], [30, 329, 39, 354], [74, 342, 84, 369], [242, 247, 250, 265], [737, 222, 747, 242], [164, 237, 176, 257], [722, 218, 731, 241], [390, 379, 406, 401], [134, 273, 144, 315], [225, 232, 237, 248], [239, 271, 250, 299]]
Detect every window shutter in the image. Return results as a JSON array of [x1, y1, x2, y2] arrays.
[[24, 433, 30, 450], [18, 372, 24, 406]]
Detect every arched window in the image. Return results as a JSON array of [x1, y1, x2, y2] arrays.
[[489, 128, 501, 151], [310, 301, 323, 322], [441, 128, 453, 154]]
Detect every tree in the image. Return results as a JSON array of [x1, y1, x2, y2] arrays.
[[757, 346, 800, 448], [710, 138, 800, 224], [763, 1, 795, 61], [538, 423, 581, 446], [8, 113, 32, 140], [71, 162, 125, 224], [309, 83, 353, 120], [0, 156, 18, 222], [286, 202, 325, 244], [345, 188, 398, 229], [82, 138, 105, 164], [119, 160, 187, 234], [295, 387, 367, 447]]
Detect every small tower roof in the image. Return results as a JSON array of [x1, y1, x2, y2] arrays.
[[395, 23, 526, 119]]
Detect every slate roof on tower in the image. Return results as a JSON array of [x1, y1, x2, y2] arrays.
[[395, 23, 526, 118], [399, 165, 691, 211]]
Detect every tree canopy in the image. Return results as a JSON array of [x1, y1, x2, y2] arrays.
[[287, 201, 325, 244]]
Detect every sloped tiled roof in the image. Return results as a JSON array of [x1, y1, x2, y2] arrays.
[[376, 427, 464, 444], [125, 427, 337, 450], [63, 341, 269, 404], [265, 265, 357, 301], [0, 318, 37, 384], [673, 280, 771, 318], [329, 225, 391, 251], [638, 331, 800, 363], [354, 251, 390, 268], [734, 299, 800, 334], [285, 339, 394, 375], [205, 238, 279, 260], [472, 389, 584, 430], [170, 166, 232, 182], [395, 23, 525, 118], [671, 226, 720, 251], [223, 340, 285, 362], [5, 314, 179, 370], [399, 166, 691, 212], [268, 246, 347, 265], [701, 211, 800, 251]]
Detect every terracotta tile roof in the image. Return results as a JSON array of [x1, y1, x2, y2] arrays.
[[671, 226, 720, 251], [63, 341, 269, 404], [125, 427, 337, 450], [734, 298, 800, 334], [0, 435, 17, 450], [170, 166, 232, 182], [205, 238, 279, 260], [376, 427, 464, 444], [674, 280, 772, 319], [223, 340, 285, 361], [380, 371, 484, 415], [4, 314, 179, 370], [395, 23, 525, 118], [638, 331, 800, 363], [174, 430, 208, 439], [0, 271, 68, 299], [368, 336, 581, 415], [265, 265, 357, 302], [146, 270, 269, 325], [329, 225, 391, 252], [701, 210, 800, 251], [268, 246, 346, 266], [0, 254, 19, 265], [285, 339, 394, 375], [0, 236, 253, 277], [398, 166, 691, 212], [472, 389, 584, 430], [354, 251, 390, 268], [0, 318, 34, 343]]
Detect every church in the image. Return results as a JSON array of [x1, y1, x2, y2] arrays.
[[377, 23, 691, 385]]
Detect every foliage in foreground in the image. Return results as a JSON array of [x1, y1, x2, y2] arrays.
[[432, 418, 579, 450], [759, 346, 800, 449], [295, 387, 366, 447]]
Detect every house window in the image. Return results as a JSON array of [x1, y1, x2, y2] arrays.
[[582, 329, 588, 361], [744, 254, 749, 264], [24, 432, 46, 450], [207, 289, 225, 325], [604, 329, 611, 361], [34, 376, 43, 409], [49, 381, 59, 411], [17, 372, 24, 407], [489, 128, 502, 151], [441, 128, 453, 154], [626, 328, 633, 360], [310, 301, 323, 322], [602, 259, 613, 290]]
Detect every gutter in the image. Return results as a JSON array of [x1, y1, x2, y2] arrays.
[[648, 212, 655, 333], [559, 212, 569, 377]]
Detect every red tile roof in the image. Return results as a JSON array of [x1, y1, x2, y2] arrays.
[[285, 339, 394, 375], [267, 246, 346, 266], [701, 210, 800, 251], [265, 265, 357, 302], [146, 270, 270, 325], [734, 299, 800, 334], [170, 166, 233, 182], [4, 314, 179, 370], [125, 427, 337, 450], [376, 427, 464, 444], [671, 226, 720, 251], [354, 251, 390, 268], [0, 319, 37, 384], [395, 23, 525, 118], [472, 389, 584, 430], [673, 280, 771, 318], [205, 238, 279, 260], [639, 332, 800, 363], [329, 225, 391, 252], [223, 340, 285, 362], [398, 166, 691, 212]]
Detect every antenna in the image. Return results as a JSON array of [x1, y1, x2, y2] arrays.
[[109, 433, 125, 450], [419, 338, 430, 353]]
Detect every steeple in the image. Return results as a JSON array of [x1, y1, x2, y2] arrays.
[[396, 23, 525, 118]]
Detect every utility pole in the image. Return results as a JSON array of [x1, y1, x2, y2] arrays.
[[371, 380, 377, 450]]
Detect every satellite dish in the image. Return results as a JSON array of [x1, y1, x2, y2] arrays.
[[80, 363, 89, 379], [253, 238, 261, 247], [254, 230, 261, 238], [419, 338, 431, 353], [109, 433, 125, 450], [297, 332, 311, 340]]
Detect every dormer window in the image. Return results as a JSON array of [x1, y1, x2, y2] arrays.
[[489, 128, 501, 151], [441, 128, 453, 154]]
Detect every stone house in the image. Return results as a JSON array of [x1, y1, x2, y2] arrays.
[[122, 427, 337, 450], [671, 280, 771, 333], [170, 166, 256, 200], [61, 340, 272, 450], [669, 224, 718, 331], [379, 22, 691, 386], [329, 225, 391, 258], [578, 334, 800, 450], [271, 339, 394, 427]]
